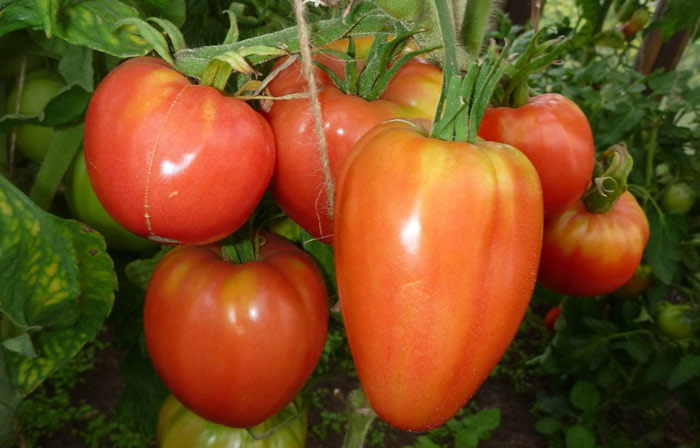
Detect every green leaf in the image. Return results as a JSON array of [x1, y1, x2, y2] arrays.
[[464, 408, 501, 432], [135, 0, 186, 27], [1, 333, 36, 358], [0, 84, 91, 130], [565, 425, 596, 448], [625, 334, 651, 362], [535, 417, 562, 435], [301, 230, 336, 292], [667, 354, 700, 389], [570, 380, 601, 411], [0, 174, 116, 394], [0, 350, 24, 446], [0, 0, 43, 37], [52, 0, 151, 58], [454, 429, 480, 448], [58, 45, 95, 92], [646, 209, 685, 284], [124, 247, 173, 290], [113, 17, 173, 65]]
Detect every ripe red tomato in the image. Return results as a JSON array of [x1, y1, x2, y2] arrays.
[[266, 53, 441, 243], [334, 121, 543, 431], [538, 192, 649, 297], [544, 304, 562, 331], [143, 232, 328, 428], [478, 93, 595, 216], [84, 57, 275, 245]]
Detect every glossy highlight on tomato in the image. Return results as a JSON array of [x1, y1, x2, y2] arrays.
[[84, 57, 275, 245], [478, 93, 595, 216], [143, 232, 328, 428], [334, 120, 543, 431], [538, 192, 649, 297]]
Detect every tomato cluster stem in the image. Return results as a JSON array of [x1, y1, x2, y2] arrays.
[[582, 144, 634, 214]]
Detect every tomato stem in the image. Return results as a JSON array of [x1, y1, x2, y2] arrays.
[[582, 143, 634, 214], [341, 389, 377, 448], [460, 0, 494, 58]]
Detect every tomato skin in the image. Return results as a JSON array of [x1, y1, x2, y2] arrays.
[[65, 149, 156, 252], [157, 394, 307, 448], [143, 232, 328, 428], [6, 70, 64, 163], [478, 93, 595, 216], [266, 54, 441, 243], [84, 57, 275, 245], [656, 303, 697, 339], [661, 182, 695, 215], [334, 121, 543, 431], [544, 304, 562, 331], [538, 192, 650, 297]]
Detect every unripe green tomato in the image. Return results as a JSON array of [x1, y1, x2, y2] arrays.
[[64, 149, 156, 252], [654, 163, 673, 185], [6, 69, 64, 163], [157, 395, 307, 448], [661, 183, 695, 215], [657, 303, 697, 339]]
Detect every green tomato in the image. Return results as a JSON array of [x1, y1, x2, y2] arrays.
[[64, 149, 156, 252], [661, 183, 696, 215], [654, 163, 673, 185], [6, 69, 64, 163], [657, 303, 697, 339], [157, 394, 307, 448]]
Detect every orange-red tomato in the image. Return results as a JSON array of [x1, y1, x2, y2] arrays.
[[478, 93, 595, 216], [266, 53, 441, 243], [334, 121, 543, 431], [84, 57, 275, 245], [538, 192, 650, 297], [143, 232, 328, 428]]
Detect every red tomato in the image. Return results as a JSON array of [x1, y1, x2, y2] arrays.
[[266, 54, 441, 243], [544, 304, 562, 331], [538, 192, 649, 297], [84, 57, 275, 245], [334, 121, 543, 431], [143, 232, 328, 428], [478, 93, 595, 216]]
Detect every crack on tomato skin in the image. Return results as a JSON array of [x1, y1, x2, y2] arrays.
[[143, 84, 192, 243]]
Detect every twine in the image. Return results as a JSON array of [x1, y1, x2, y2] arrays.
[[293, 0, 335, 220]]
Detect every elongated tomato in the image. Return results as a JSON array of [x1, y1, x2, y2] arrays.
[[334, 121, 543, 431]]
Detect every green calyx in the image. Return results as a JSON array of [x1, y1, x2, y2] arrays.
[[220, 229, 262, 264], [582, 143, 634, 214]]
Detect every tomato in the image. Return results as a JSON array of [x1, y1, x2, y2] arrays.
[[478, 93, 595, 216], [334, 120, 543, 431], [84, 57, 275, 246], [544, 304, 562, 331], [157, 394, 306, 448], [661, 182, 695, 215], [143, 232, 328, 428], [266, 52, 441, 243], [6, 69, 64, 163], [538, 192, 649, 297], [64, 149, 156, 252], [614, 264, 652, 298], [621, 8, 650, 38], [656, 302, 697, 339]]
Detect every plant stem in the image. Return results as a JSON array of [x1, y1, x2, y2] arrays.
[[644, 121, 660, 192], [341, 389, 377, 448], [460, 0, 494, 58]]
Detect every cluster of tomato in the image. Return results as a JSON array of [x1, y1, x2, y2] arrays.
[[80, 38, 650, 436]]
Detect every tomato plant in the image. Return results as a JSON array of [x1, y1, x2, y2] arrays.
[[157, 394, 307, 448], [613, 264, 652, 298], [6, 69, 64, 163], [64, 149, 156, 252], [266, 49, 441, 243], [656, 302, 697, 339], [661, 182, 695, 215], [478, 93, 595, 216], [84, 57, 275, 246], [143, 232, 328, 428], [334, 119, 543, 431], [544, 304, 562, 331]]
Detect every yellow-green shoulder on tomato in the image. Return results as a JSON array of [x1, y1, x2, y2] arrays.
[[64, 149, 156, 252], [6, 69, 63, 163], [157, 394, 307, 448]]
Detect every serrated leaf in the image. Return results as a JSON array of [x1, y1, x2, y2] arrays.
[[535, 417, 562, 435], [566, 425, 596, 448], [58, 45, 95, 92], [0, 175, 116, 394], [646, 209, 685, 284], [570, 380, 601, 411], [668, 354, 700, 389], [52, 0, 151, 58]]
